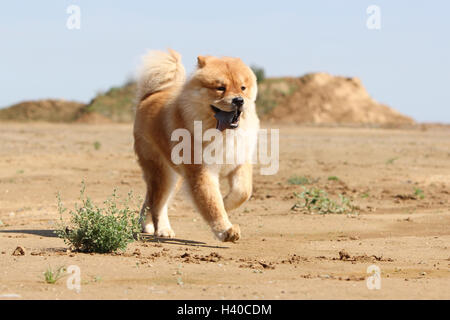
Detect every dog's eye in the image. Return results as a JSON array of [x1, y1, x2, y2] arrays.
[[241, 86, 246, 91], [217, 86, 226, 92]]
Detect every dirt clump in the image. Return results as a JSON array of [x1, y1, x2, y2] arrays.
[[12, 246, 26, 256], [337, 250, 393, 262], [339, 250, 351, 260], [180, 252, 223, 263], [238, 258, 276, 270], [280, 254, 309, 264]]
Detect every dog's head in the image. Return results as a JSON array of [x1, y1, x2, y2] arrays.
[[188, 55, 257, 131]]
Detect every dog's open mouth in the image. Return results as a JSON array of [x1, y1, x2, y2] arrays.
[[211, 105, 242, 131]]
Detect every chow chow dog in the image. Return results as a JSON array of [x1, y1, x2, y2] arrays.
[[133, 49, 259, 242]]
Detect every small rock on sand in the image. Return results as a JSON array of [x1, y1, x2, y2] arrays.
[[12, 246, 26, 256], [339, 249, 351, 260]]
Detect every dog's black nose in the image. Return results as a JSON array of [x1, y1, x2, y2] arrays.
[[232, 97, 244, 108]]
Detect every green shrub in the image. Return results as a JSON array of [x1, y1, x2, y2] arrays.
[[251, 65, 266, 83], [292, 187, 356, 215], [55, 183, 141, 253]]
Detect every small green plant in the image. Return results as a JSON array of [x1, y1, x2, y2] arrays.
[[360, 192, 370, 199], [414, 188, 425, 200], [288, 176, 310, 185], [327, 176, 339, 181], [44, 266, 66, 284], [292, 187, 356, 215], [386, 157, 398, 165], [93, 141, 101, 150], [55, 182, 141, 254]]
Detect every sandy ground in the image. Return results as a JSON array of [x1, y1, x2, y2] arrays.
[[0, 123, 449, 300]]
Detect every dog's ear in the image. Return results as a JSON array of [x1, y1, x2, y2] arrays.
[[197, 56, 207, 68]]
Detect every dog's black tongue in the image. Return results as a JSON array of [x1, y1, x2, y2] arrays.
[[214, 110, 237, 131]]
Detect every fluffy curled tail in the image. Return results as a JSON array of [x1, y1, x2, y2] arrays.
[[136, 49, 186, 101]]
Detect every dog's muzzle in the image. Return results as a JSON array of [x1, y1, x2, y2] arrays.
[[211, 105, 242, 131]]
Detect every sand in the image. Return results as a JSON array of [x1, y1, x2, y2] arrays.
[[0, 122, 449, 299]]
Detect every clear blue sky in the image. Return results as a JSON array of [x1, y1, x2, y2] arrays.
[[1, 1, 449, 122]]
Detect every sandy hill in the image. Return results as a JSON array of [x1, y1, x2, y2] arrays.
[[257, 73, 414, 125], [0, 99, 85, 123], [0, 73, 415, 125]]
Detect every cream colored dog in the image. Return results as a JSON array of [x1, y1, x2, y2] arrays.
[[133, 49, 259, 242]]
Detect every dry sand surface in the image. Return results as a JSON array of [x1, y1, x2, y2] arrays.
[[0, 122, 449, 300]]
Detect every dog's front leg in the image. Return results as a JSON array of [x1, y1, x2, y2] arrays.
[[223, 163, 253, 212], [185, 165, 241, 242]]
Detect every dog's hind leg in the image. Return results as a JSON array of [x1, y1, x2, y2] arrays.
[[223, 163, 253, 212], [140, 191, 154, 234], [140, 160, 179, 238], [153, 166, 179, 238]]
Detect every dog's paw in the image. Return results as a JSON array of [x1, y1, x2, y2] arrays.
[[215, 224, 241, 243], [155, 227, 176, 238], [142, 223, 155, 234]]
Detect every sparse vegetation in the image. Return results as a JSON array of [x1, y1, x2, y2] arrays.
[[386, 157, 398, 165], [255, 78, 299, 116], [328, 176, 339, 181], [414, 188, 425, 200], [44, 266, 66, 284], [93, 141, 101, 150], [288, 176, 310, 185], [292, 187, 356, 215], [55, 182, 141, 254], [84, 81, 137, 122], [360, 192, 370, 199]]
